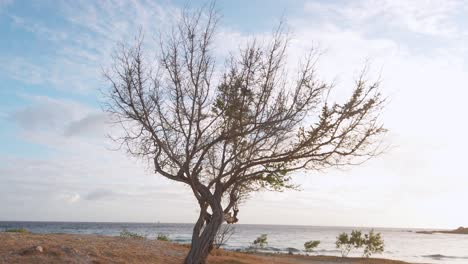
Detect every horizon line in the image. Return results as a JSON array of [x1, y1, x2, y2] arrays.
[[0, 220, 454, 230]]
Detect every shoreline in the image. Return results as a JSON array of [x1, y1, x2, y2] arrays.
[[0, 232, 419, 264]]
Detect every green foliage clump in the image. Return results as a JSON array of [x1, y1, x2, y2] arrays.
[[335, 229, 384, 257], [363, 230, 384, 257], [336, 230, 362, 257], [157, 233, 170, 241], [304, 240, 320, 252], [255, 163, 299, 191], [336, 232, 350, 257], [252, 234, 268, 249], [119, 229, 146, 239], [5, 228, 29, 233]]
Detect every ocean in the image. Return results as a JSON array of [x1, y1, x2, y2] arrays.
[[1, 221, 467, 264]]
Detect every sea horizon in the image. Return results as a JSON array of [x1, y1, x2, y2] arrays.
[[0, 220, 452, 231]]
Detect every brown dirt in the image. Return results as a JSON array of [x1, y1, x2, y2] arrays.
[[0, 232, 414, 264]]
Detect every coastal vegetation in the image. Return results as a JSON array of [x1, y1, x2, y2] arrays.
[[336, 230, 384, 258], [304, 240, 320, 252], [252, 234, 268, 249], [336, 230, 364, 257], [157, 234, 170, 241], [119, 229, 146, 239], [363, 230, 385, 257], [104, 3, 385, 263], [4, 228, 29, 233]]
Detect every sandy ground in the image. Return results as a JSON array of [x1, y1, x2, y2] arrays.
[[0, 232, 415, 264]]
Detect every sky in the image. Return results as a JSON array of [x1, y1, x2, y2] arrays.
[[1, 0, 467, 229]]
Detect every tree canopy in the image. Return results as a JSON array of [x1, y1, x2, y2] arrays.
[[104, 5, 386, 264]]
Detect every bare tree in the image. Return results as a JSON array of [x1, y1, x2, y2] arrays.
[[213, 224, 235, 250], [104, 4, 386, 264]]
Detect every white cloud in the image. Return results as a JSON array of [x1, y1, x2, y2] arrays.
[[84, 189, 117, 201], [206, 4, 468, 227], [2, 0, 468, 227], [64, 113, 109, 138], [1, 94, 197, 222], [1, 1, 180, 94], [0, 58, 45, 85], [0, 56, 100, 93], [10, 95, 89, 130], [304, 0, 465, 37], [58, 192, 81, 204], [10, 15, 69, 42]]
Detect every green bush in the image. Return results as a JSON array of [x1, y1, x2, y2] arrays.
[[336, 232, 355, 257], [335, 229, 384, 257], [363, 229, 384, 257], [119, 229, 146, 239], [157, 233, 170, 241], [5, 228, 29, 233], [252, 234, 268, 249], [304, 240, 320, 252], [336, 230, 364, 257]]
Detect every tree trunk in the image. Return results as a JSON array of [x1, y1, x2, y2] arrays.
[[184, 205, 223, 264]]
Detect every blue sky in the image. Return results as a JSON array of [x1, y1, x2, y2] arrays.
[[1, 0, 468, 228]]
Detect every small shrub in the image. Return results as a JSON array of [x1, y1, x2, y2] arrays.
[[336, 230, 364, 257], [119, 229, 146, 239], [335, 229, 384, 257], [5, 228, 29, 233], [252, 234, 268, 249], [336, 232, 352, 257], [304, 240, 320, 252], [363, 229, 384, 257], [157, 233, 170, 241]]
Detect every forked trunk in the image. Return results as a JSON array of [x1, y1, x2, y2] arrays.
[[184, 207, 223, 264]]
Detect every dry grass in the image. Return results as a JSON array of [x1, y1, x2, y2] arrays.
[[0, 232, 414, 264]]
